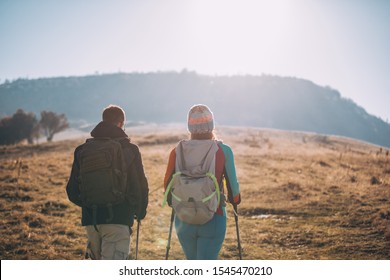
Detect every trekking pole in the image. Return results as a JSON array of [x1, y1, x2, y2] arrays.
[[165, 208, 175, 260], [135, 219, 140, 260], [233, 204, 243, 260]]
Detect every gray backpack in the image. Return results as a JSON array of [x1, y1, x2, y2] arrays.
[[163, 140, 221, 224]]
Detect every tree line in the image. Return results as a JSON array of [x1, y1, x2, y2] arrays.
[[0, 109, 69, 145], [1, 72, 390, 148]]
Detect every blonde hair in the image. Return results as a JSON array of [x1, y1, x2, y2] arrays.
[[190, 131, 217, 140]]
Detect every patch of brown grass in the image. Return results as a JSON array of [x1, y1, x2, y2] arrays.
[[1, 127, 390, 259]]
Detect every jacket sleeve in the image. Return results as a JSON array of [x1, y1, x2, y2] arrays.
[[163, 148, 176, 206], [221, 143, 241, 205], [127, 145, 149, 220], [66, 147, 83, 207], [164, 148, 176, 190]]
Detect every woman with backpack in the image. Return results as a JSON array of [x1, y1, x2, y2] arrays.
[[163, 104, 241, 260]]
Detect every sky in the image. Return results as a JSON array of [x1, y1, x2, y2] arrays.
[[1, 0, 389, 121]]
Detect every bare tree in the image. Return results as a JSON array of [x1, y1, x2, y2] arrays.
[[0, 116, 13, 145], [40, 111, 69, 142], [0, 109, 37, 145], [30, 123, 41, 144]]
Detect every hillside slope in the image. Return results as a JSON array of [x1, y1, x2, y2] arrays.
[[1, 72, 389, 147], [0, 127, 389, 259]]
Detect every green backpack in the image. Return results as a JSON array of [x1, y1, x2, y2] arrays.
[[78, 137, 128, 211], [163, 140, 221, 225]]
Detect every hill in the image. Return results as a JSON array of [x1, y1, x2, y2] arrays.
[[1, 71, 390, 147], [0, 126, 389, 259]]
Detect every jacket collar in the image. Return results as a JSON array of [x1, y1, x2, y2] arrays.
[[90, 121, 128, 139]]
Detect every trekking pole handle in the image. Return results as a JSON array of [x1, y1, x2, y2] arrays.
[[233, 204, 239, 217]]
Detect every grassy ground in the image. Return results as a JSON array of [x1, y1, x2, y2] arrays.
[[1, 126, 389, 259]]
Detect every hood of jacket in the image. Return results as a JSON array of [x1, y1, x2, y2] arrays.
[[90, 121, 128, 139]]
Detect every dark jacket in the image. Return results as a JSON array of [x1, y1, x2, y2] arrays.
[[66, 121, 149, 227]]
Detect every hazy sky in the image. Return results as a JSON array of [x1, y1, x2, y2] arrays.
[[1, 0, 389, 121]]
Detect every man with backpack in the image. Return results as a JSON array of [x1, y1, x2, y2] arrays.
[[66, 105, 149, 260]]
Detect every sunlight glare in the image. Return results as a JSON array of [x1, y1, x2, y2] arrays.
[[186, 0, 293, 75]]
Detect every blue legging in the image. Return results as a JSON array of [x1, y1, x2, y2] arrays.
[[175, 213, 226, 260]]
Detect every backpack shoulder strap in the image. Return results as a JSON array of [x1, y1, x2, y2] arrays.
[[175, 140, 186, 172], [204, 140, 218, 174], [112, 136, 130, 144], [162, 171, 182, 207], [86, 137, 110, 142]]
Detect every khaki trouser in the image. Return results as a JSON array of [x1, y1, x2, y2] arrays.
[[85, 224, 131, 260]]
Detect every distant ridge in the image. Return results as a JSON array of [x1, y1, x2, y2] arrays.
[[1, 71, 389, 148]]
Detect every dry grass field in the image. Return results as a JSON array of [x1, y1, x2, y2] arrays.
[[1, 126, 390, 260]]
